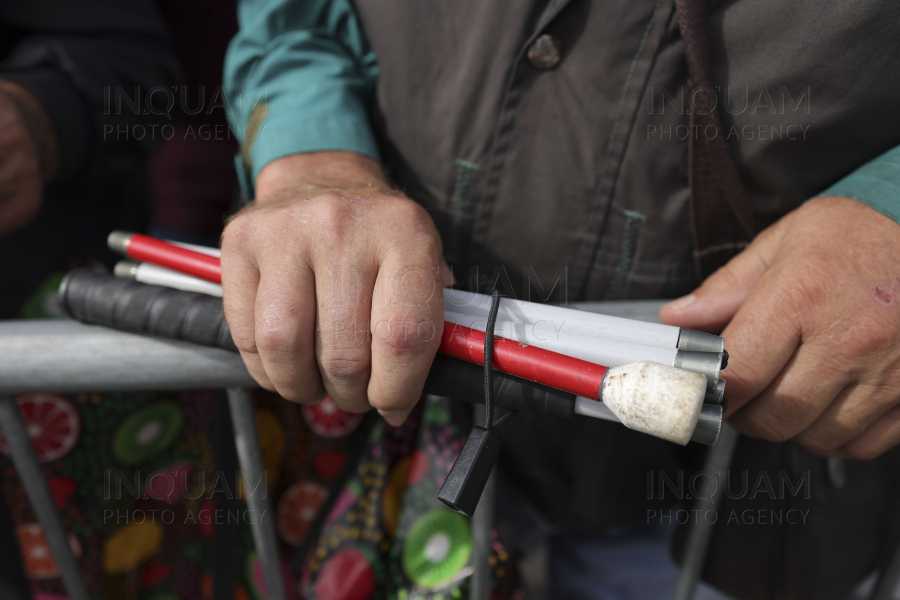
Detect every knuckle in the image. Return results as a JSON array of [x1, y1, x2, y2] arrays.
[[389, 198, 429, 224], [372, 316, 438, 355], [826, 413, 868, 441], [784, 263, 831, 310], [221, 210, 254, 250], [843, 314, 899, 356], [256, 324, 303, 356], [372, 200, 440, 252], [383, 330, 425, 355], [310, 194, 353, 230], [394, 203, 440, 242], [319, 352, 371, 385]]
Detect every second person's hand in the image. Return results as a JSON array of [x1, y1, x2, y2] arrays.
[[0, 80, 59, 237]]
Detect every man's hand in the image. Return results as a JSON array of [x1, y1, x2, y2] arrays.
[[660, 196, 900, 459], [221, 151, 449, 425], [0, 80, 59, 237]]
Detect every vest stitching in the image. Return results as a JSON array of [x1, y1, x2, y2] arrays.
[[605, 209, 648, 300], [591, 265, 694, 283], [593, 250, 694, 270], [447, 159, 480, 265], [478, 88, 526, 239], [573, 0, 664, 289]]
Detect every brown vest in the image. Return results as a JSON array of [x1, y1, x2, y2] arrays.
[[354, 0, 899, 301], [351, 1, 900, 597]]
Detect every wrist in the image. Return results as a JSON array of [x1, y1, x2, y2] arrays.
[[0, 80, 60, 183], [255, 151, 391, 201]]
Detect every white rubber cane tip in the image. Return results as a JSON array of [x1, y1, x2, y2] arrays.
[[601, 361, 707, 445]]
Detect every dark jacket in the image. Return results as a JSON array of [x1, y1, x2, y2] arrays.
[[0, 0, 181, 317]]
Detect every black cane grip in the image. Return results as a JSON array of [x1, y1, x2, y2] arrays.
[[424, 354, 575, 418], [58, 269, 237, 352], [58, 271, 575, 417]]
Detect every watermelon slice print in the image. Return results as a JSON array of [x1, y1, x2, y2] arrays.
[[48, 477, 77, 509], [34, 593, 72, 600], [301, 397, 363, 439], [276, 481, 328, 546], [16, 523, 82, 579], [0, 394, 80, 463], [144, 462, 193, 504], [313, 547, 376, 600]]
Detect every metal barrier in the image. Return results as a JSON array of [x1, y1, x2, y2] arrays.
[[0, 300, 736, 600], [0, 320, 274, 600], [672, 424, 739, 600]]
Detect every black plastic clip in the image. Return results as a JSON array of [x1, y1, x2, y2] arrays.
[[438, 289, 513, 516]]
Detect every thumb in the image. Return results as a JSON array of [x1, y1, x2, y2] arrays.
[[660, 219, 786, 333]]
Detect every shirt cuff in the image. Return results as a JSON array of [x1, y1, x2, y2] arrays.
[[0, 67, 93, 185], [819, 145, 900, 223], [246, 106, 381, 186]]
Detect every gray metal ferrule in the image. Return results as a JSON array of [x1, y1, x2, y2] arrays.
[[691, 404, 723, 446], [673, 350, 722, 392], [113, 260, 139, 279], [598, 368, 610, 401], [677, 328, 725, 354], [704, 378, 726, 405], [107, 230, 132, 255]]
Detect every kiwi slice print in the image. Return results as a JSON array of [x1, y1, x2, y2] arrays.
[[112, 403, 183, 465], [402, 509, 472, 589]]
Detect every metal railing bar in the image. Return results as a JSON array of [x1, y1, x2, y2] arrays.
[[227, 388, 287, 600], [672, 424, 740, 600], [0, 320, 254, 393], [470, 403, 497, 600], [0, 397, 91, 600], [870, 539, 900, 600]]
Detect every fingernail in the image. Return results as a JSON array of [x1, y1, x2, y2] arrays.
[[379, 409, 410, 427], [666, 294, 696, 311]]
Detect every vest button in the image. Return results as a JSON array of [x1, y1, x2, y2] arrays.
[[527, 34, 562, 70]]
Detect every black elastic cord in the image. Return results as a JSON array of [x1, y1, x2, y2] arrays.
[[483, 288, 502, 429], [491, 411, 516, 431]]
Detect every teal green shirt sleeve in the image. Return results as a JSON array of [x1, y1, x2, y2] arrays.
[[223, 0, 380, 192], [819, 145, 900, 223]]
